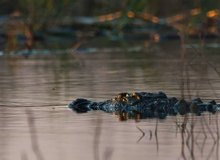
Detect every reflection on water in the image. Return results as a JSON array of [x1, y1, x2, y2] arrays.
[[0, 42, 220, 160]]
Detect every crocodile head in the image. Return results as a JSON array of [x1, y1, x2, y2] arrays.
[[68, 98, 92, 113]]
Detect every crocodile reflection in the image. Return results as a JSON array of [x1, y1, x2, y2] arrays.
[[68, 91, 220, 120]]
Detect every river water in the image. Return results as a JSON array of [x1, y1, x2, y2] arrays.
[[0, 41, 220, 160]]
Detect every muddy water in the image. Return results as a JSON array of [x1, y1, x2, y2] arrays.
[[0, 42, 220, 160]]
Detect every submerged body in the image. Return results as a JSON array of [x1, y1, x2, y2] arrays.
[[68, 91, 220, 119]]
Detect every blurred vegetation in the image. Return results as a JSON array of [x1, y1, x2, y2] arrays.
[[18, 0, 76, 31], [1, 0, 220, 28], [1, 0, 220, 53]]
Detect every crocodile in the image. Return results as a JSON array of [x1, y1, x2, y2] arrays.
[[68, 91, 220, 120]]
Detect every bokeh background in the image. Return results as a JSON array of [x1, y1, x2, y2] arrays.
[[0, 0, 220, 54]]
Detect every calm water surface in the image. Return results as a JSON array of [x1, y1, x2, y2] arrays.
[[0, 42, 220, 160]]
